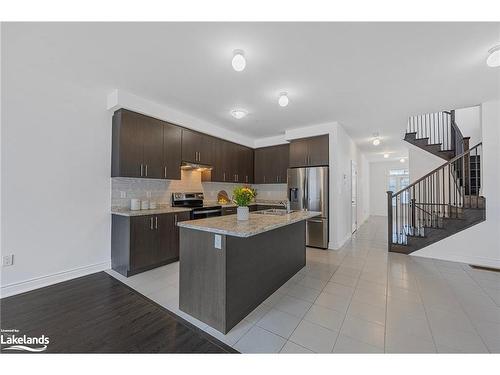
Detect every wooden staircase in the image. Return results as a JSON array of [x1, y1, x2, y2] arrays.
[[388, 110, 485, 254]]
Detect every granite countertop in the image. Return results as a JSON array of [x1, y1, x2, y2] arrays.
[[204, 200, 285, 208], [111, 206, 192, 217], [177, 210, 321, 237]]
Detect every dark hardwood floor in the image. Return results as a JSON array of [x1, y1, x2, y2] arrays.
[[0, 272, 237, 353]]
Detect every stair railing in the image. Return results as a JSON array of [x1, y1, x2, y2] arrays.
[[387, 143, 482, 250], [407, 110, 464, 156]]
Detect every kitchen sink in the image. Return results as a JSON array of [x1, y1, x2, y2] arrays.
[[254, 208, 294, 216]]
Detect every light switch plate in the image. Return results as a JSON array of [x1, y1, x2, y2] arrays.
[[120, 191, 126, 198], [214, 234, 222, 250], [2, 254, 14, 267]]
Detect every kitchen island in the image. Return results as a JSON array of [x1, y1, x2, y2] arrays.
[[177, 210, 320, 334]]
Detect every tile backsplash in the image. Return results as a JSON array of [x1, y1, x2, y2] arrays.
[[111, 170, 287, 209]]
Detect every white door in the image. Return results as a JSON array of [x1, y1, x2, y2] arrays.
[[351, 161, 358, 233]]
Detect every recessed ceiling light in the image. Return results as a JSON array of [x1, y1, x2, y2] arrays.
[[487, 45, 500, 67], [383, 153, 389, 158], [400, 158, 406, 163], [278, 92, 289, 107], [372, 138, 381, 146], [231, 109, 247, 119], [232, 49, 246, 72]]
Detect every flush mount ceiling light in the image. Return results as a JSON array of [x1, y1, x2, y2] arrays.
[[372, 133, 381, 146], [232, 49, 246, 72], [400, 158, 406, 163], [383, 153, 389, 158], [487, 45, 500, 67], [231, 109, 247, 119], [278, 92, 289, 107]]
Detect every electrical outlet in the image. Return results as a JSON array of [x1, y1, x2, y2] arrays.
[[214, 234, 222, 250], [120, 191, 126, 198], [2, 254, 14, 267]]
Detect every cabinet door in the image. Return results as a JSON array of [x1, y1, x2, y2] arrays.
[[207, 139, 230, 182], [198, 134, 214, 165], [130, 215, 157, 271], [244, 147, 254, 184], [276, 144, 290, 183], [112, 110, 144, 178], [181, 129, 201, 163], [142, 117, 164, 179], [157, 214, 177, 263], [163, 122, 182, 180], [289, 138, 309, 168], [254, 148, 266, 184], [307, 135, 329, 166]]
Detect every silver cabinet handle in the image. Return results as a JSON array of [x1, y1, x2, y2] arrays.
[[199, 152, 201, 161], [155, 216, 158, 229], [140, 164, 144, 177], [164, 166, 167, 178], [174, 214, 178, 225], [145, 164, 148, 177], [150, 217, 154, 230], [246, 175, 248, 183], [223, 172, 226, 181]]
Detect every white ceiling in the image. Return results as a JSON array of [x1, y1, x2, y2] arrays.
[[5, 22, 500, 160]]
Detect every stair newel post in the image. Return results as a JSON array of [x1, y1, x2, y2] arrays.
[[450, 110, 456, 156], [411, 197, 416, 236], [387, 191, 393, 251], [463, 137, 470, 195]]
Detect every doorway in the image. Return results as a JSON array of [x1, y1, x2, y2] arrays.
[[351, 160, 358, 233]]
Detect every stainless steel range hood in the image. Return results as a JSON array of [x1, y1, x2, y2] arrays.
[[180, 161, 213, 172]]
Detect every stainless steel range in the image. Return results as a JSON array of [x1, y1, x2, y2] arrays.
[[171, 192, 222, 219]]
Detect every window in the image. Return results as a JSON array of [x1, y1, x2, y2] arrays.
[[388, 169, 409, 204]]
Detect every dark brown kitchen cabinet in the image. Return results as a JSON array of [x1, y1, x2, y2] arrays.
[[162, 121, 182, 180], [254, 144, 289, 184], [289, 135, 329, 168], [202, 139, 254, 184], [111, 211, 190, 277], [142, 117, 164, 179], [111, 109, 182, 180], [181, 129, 213, 165]]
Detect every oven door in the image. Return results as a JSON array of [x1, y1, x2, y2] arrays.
[[191, 208, 222, 219]]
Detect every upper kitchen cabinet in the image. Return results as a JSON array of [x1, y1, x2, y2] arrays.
[[289, 135, 329, 168], [202, 139, 254, 184], [111, 109, 182, 179], [162, 121, 182, 180], [254, 144, 289, 184], [181, 129, 214, 165]]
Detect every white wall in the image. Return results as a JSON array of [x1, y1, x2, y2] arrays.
[[455, 105, 481, 147], [408, 143, 444, 183], [1, 39, 113, 296], [369, 160, 408, 216], [412, 99, 500, 268]]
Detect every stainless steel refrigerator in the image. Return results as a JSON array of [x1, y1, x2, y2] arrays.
[[287, 166, 329, 249]]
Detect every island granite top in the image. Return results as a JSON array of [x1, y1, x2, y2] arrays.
[[177, 210, 321, 237]]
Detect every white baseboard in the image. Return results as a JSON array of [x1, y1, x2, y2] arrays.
[[411, 253, 500, 269], [0, 261, 111, 298]]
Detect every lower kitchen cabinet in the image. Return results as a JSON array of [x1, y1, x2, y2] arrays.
[[111, 211, 190, 277]]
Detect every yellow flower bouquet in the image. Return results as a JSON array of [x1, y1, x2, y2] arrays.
[[232, 186, 256, 207]]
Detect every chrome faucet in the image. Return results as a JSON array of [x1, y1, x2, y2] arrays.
[[280, 200, 291, 213]]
